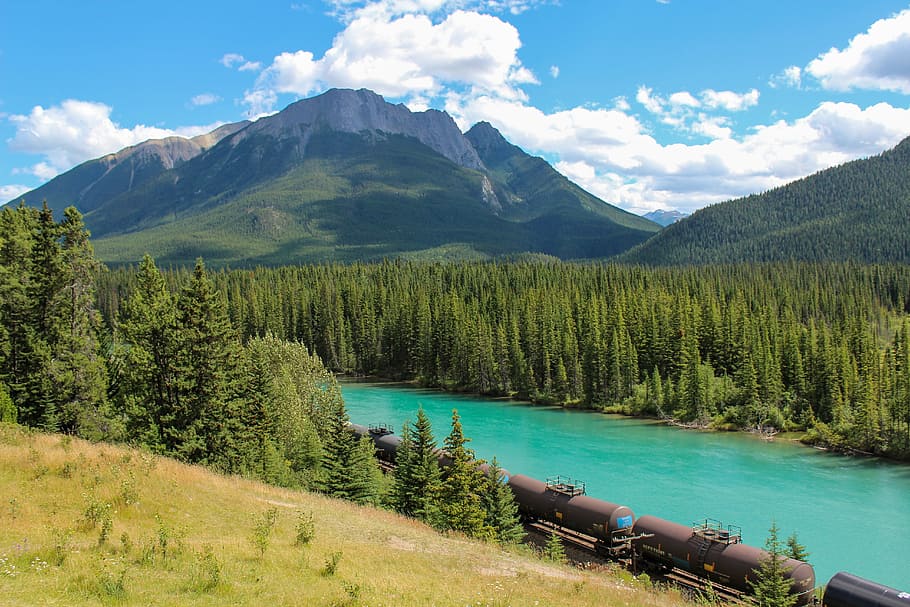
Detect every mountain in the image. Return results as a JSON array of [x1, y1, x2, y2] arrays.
[[14, 121, 249, 217], [623, 135, 910, 265], [8, 88, 658, 266], [642, 209, 687, 227]]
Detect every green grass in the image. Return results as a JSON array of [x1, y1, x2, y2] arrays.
[[0, 423, 689, 607]]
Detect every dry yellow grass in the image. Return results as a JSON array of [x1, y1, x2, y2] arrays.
[[0, 423, 689, 607]]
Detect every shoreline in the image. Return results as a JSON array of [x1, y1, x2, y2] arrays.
[[337, 373, 908, 464]]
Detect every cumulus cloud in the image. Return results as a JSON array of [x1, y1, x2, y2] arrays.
[[549, 65, 560, 79], [7, 100, 220, 181], [243, 6, 533, 116], [771, 65, 802, 89], [448, 94, 910, 214], [806, 8, 910, 93], [190, 93, 222, 106], [635, 86, 758, 137], [700, 88, 759, 111]]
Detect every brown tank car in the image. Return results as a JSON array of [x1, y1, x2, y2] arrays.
[[633, 515, 816, 605], [508, 473, 634, 553]]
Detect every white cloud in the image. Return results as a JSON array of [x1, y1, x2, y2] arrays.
[[549, 65, 559, 79], [1, 184, 31, 202], [635, 86, 758, 138], [244, 7, 533, 115], [700, 88, 759, 111], [807, 8, 910, 93], [636, 86, 664, 115], [771, 65, 802, 89], [448, 93, 910, 214], [221, 53, 245, 67], [221, 53, 261, 72], [669, 91, 700, 108], [326, 0, 551, 21], [190, 93, 222, 106], [7, 100, 220, 181]]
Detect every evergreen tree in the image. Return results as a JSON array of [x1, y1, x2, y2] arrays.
[[435, 409, 489, 537], [172, 258, 240, 465], [50, 207, 110, 438], [116, 254, 178, 450], [0, 205, 39, 425], [481, 458, 524, 544], [391, 420, 417, 514], [785, 532, 810, 562], [319, 398, 379, 504], [544, 531, 567, 564], [0, 382, 15, 423], [749, 522, 797, 607]]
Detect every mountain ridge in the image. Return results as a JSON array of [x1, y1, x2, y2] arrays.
[[622, 134, 910, 265], [9, 88, 658, 266]]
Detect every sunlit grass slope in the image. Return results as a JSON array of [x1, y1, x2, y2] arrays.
[[0, 423, 687, 607]]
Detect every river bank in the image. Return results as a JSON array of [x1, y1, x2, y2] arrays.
[[339, 380, 910, 589]]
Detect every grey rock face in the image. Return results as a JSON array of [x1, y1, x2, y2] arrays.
[[237, 88, 486, 171]]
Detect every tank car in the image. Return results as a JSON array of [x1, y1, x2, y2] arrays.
[[823, 572, 910, 607], [348, 423, 401, 463], [633, 515, 816, 605], [507, 473, 634, 555]]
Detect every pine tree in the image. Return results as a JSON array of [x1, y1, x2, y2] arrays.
[[172, 258, 240, 465], [435, 409, 489, 537], [749, 522, 797, 607], [785, 532, 810, 562], [318, 399, 379, 505], [50, 207, 110, 438], [544, 531, 567, 564], [481, 458, 524, 544], [116, 254, 179, 451], [391, 420, 418, 514]]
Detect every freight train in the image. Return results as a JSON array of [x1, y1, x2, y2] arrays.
[[349, 423, 909, 607]]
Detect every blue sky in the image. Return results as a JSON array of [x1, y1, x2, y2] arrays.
[[2, 0, 910, 214]]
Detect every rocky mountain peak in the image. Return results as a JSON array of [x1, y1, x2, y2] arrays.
[[465, 121, 522, 167], [238, 88, 485, 171]]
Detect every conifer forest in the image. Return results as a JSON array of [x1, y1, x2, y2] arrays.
[[4, 202, 910, 492]]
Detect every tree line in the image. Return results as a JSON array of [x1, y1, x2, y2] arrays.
[[97, 259, 910, 459]]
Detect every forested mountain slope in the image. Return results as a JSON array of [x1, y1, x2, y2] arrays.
[[9, 89, 658, 266], [622, 135, 910, 264]]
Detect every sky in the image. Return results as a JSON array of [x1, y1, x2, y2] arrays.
[[3, 0, 910, 215]]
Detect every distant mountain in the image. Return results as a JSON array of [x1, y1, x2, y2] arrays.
[[623, 135, 910, 265], [642, 209, 688, 227], [9, 88, 659, 266]]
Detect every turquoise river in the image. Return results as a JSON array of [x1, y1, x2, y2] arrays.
[[340, 381, 910, 590]]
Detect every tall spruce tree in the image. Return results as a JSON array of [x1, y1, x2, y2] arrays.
[[435, 409, 490, 537], [749, 522, 797, 607], [116, 254, 179, 449], [392, 407, 441, 520], [319, 397, 380, 504], [50, 207, 109, 438], [391, 420, 418, 514], [171, 258, 240, 465], [481, 458, 524, 544], [0, 205, 39, 425]]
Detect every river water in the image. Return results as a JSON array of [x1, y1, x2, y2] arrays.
[[340, 381, 910, 590]]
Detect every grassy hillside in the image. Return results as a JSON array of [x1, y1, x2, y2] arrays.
[[622, 135, 910, 265], [0, 423, 685, 607]]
